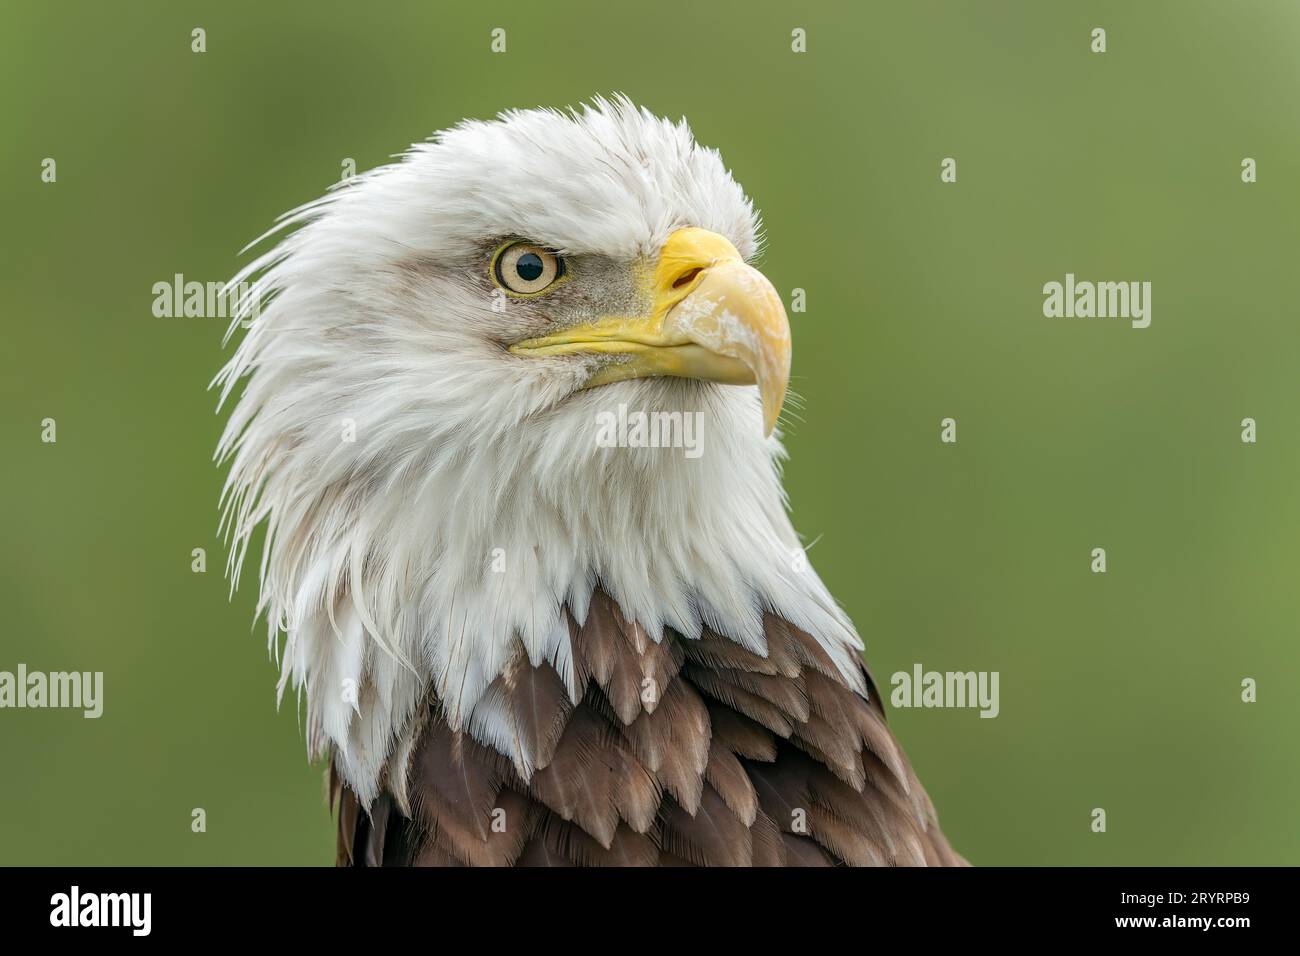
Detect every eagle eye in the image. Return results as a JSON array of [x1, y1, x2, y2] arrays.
[[493, 241, 566, 296]]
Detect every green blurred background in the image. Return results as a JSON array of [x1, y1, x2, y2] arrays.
[[2, 0, 1298, 865]]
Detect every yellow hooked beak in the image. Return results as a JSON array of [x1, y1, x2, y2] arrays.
[[508, 227, 792, 436]]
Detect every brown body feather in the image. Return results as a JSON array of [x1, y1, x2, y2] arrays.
[[333, 590, 966, 867]]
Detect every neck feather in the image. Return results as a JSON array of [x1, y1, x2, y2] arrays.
[[236, 378, 865, 803]]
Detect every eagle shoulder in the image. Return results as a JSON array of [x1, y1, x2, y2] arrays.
[[333, 589, 966, 867]]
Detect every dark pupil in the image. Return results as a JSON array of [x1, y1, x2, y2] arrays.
[[515, 252, 544, 282]]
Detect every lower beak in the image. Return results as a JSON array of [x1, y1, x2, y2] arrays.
[[508, 227, 792, 436]]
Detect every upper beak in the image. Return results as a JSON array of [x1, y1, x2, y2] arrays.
[[508, 227, 792, 436]]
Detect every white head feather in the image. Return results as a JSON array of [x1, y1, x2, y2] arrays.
[[214, 96, 865, 804]]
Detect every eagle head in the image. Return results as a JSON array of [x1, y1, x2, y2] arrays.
[[215, 96, 863, 802]]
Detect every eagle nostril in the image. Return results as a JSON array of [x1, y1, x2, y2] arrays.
[[672, 267, 702, 289]]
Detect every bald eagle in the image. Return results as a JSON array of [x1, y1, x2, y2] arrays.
[[214, 97, 964, 867]]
